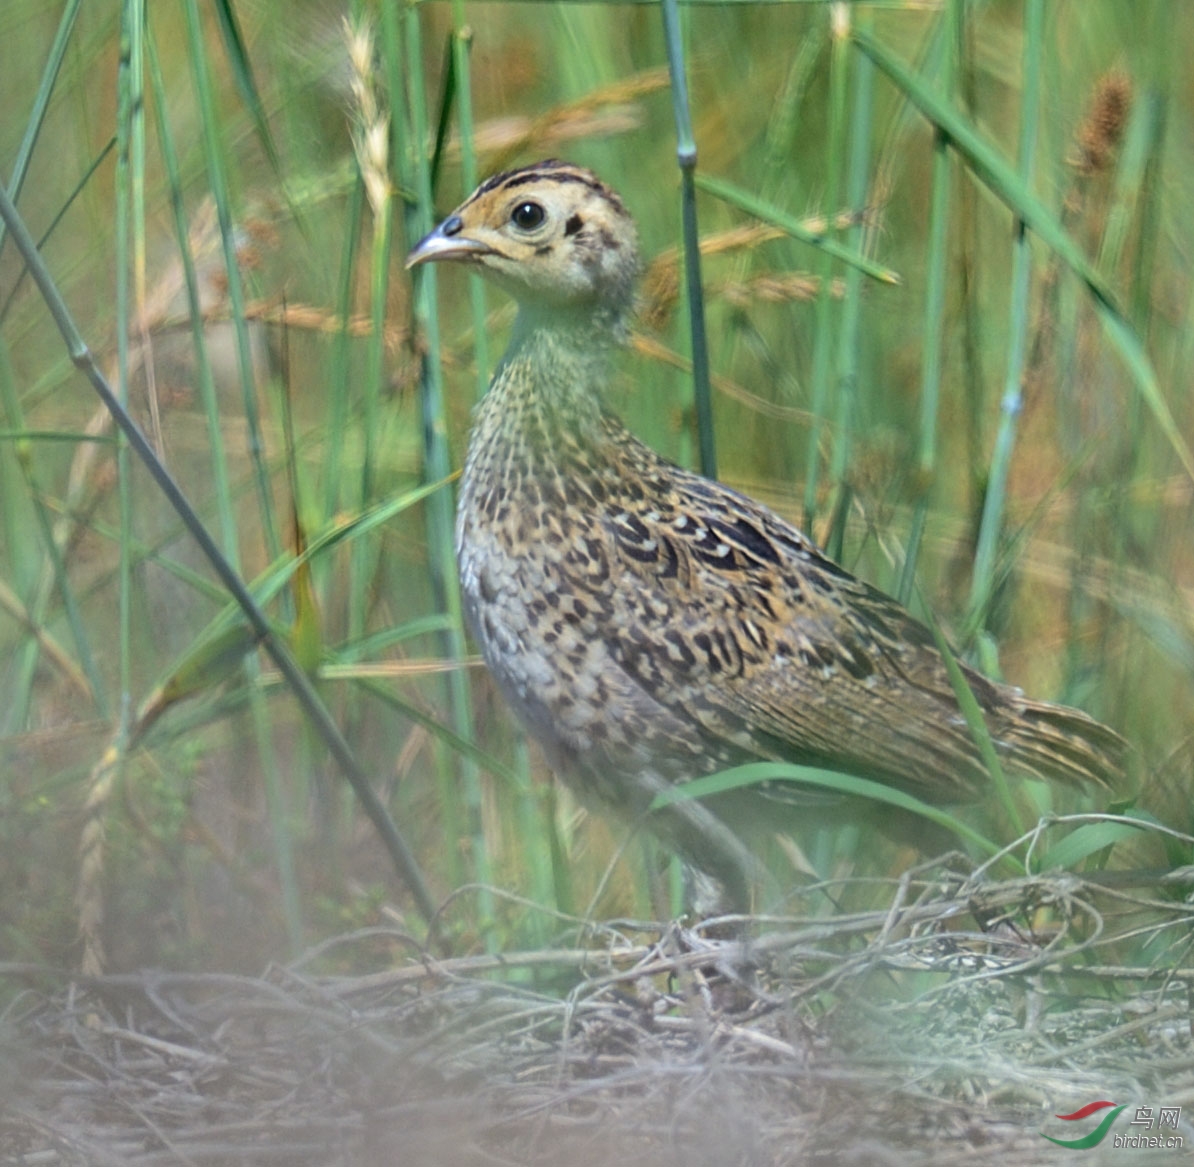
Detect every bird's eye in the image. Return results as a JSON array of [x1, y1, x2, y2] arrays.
[[510, 201, 546, 230]]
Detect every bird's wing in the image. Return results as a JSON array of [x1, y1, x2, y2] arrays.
[[596, 467, 1009, 803]]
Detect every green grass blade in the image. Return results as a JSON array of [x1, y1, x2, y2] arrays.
[[1038, 818, 1148, 872], [826, 9, 875, 544], [662, 0, 716, 479], [901, 2, 958, 603], [923, 605, 1022, 837], [806, 6, 850, 534], [650, 761, 1002, 861], [451, 0, 512, 913], [695, 173, 900, 285], [322, 168, 365, 523], [115, 0, 144, 741], [760, 22, 825, 200], [146, 29, 238, 558], [401, 2, 486, 904], [0, 340, 107, 720], [352, 676, 521, 790], [0, 136, 116, 327], [180, 0, 281, 561], [0, 0, 82, 264], [852, 23, 1194, 486], [209, 0, 283, 175], [966, 0, 1043, 633], [449, 6, 490, 399]]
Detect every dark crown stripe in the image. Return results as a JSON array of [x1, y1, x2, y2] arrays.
[[463, 160, 627, 215]]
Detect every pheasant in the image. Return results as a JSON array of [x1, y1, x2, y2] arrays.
[[406, 160, 1126, 909]]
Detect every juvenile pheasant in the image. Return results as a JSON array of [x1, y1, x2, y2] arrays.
[[407, 160, 1126, 907]]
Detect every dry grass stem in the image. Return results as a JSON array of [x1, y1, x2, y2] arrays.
[[8, 860, 1192, 1164]]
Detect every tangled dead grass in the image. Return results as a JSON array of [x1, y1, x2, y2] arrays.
[[4, 856, 1193, 1165]]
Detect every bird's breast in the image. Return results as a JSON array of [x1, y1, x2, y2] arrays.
[[454, 458, 718, 802]]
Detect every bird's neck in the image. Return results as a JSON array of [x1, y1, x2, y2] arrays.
[[480, 304, 626, 447], [509, 298, 630, 353]]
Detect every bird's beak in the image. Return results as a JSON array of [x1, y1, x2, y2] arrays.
[[405, 215, 491, 270]]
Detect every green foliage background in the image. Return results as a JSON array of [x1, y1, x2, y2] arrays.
[[1, 0, 1191, 971]]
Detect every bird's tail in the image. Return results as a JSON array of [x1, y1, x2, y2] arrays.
[[1002, 696, 1128, 793]]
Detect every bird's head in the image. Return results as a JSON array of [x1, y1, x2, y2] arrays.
[[406, 160, 639, 324]]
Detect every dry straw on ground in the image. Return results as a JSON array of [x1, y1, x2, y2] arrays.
[[5, 853, 1193, 1166]]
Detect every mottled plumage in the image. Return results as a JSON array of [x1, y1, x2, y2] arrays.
[[407, 160, 1126, 907]]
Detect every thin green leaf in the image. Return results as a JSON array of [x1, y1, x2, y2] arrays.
[[923, 605, 1023, 835], [649, 760, 1002, 859], [696, 172, 900, 285], [0, 0, 82, 264], [662, 0, 716, 479], [0, 429, 114, 443], [209, 0, 283, 175], [1038, 819, 1147, 872]]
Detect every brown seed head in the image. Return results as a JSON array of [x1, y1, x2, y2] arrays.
[[1073, 70, 1133, 177]]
